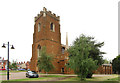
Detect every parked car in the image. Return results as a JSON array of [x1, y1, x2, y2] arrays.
[[26, 71, 39, 78], [27, 69, 30, 71], [0, 68, 6, 70], [18, 68, 26, 71]]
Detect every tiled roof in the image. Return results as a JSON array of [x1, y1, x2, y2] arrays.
[[102, 64, 112, 66]]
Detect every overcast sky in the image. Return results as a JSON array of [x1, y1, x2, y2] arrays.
[[0, 0, 119, 62]]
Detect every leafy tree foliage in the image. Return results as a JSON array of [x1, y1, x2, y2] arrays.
[[9, 60, 17, 70], [37, 46, 54, 73], [67, 34, 99, 80], [87, 37, 105, 78], [112, 54, 120, 74], [103, 59, 111, 64], [88, 40, 105, 65]]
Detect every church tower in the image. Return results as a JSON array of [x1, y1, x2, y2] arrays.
[[30, 7, 62, 73]]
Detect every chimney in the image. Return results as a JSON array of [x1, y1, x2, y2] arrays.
[[66, 32, 68, 50]]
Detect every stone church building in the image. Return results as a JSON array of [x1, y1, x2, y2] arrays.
[[30, 7, 73, 74], [30, 7, 112, 74]]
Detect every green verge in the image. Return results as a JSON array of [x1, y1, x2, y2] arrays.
[[0, 71, 7, 72], [42, 75, 66, 77], [61, 74, 119, 81], [60, 77, 81, 81], [1, 74, 119, 83], [2, 77, 48, 82], [0, 74, 7, 75], [1, 75, 66, 82], [60, 77, 119, 83], [106, 77, 118, 81]]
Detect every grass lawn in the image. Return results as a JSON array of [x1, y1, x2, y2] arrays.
[[61, 74, 119, 82], [107, 77, 118, 81], [60, 77, 81, 81], [2, 75, 67, 82], [41, 75, 66, 77], [1, 74, 119, 83], [2, 77, 49, 82], [0, 71, 7, 72], [0, 74, 7, 75], [87, 75, 118, 81], [60, 77, 119, 83]]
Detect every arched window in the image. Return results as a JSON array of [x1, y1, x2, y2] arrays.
[[50, 23, 55, 32], [37, 45, 41, 57], [62, 47, 65, 54], [38, 23, 41, 32]]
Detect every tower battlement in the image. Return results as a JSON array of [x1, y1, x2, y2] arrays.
[[34, 7, 60, 22]]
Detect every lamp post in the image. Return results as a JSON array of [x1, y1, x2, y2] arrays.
[[2, 42, 15, 80]]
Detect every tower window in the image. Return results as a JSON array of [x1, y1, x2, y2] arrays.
[[50, 23, 55, 32], [38, 23, 41, 32], [37, 45, 41, 57], [62, 47, 65, 54]]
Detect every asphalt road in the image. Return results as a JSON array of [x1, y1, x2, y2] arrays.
[[0, 72, 26, 81]]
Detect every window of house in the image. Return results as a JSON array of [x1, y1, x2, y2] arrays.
[[50, 23, 55, 32], [62, 47, 65, 54], [38, 23, 41, 32]]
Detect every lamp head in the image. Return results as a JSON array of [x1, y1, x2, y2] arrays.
[[2, 43, 6, 48], [11, 45, 15, 49]]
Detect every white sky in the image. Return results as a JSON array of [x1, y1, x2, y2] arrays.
[[0, 0, 119, 62]]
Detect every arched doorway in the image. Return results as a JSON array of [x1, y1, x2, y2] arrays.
[[37, 45, 41, 72], [61, 68, 64, 74]]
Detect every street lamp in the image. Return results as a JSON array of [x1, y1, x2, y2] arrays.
[[2, 42, 15, 80]]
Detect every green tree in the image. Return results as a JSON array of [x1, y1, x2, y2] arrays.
[[103, 59, 111, 64], [112, 54, 120, 74], [87, 40, 105, 78], [67, 34, 98, 80], [88, 42, 105, 65], [9, 60, 17, 70], [37, 46, 54, 74]]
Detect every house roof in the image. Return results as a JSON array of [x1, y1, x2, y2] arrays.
[[102, 64, 112, 66]]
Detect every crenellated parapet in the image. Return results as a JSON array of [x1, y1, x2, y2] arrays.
[[34, 7, 60, 22]]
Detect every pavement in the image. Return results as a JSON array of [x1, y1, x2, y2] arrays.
[[0, 72, 26, 81], [93, 74, 117, 77]]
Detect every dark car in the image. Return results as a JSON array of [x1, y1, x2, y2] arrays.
[[18, 68, 26, 71], [26, 71, 39, 78]]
